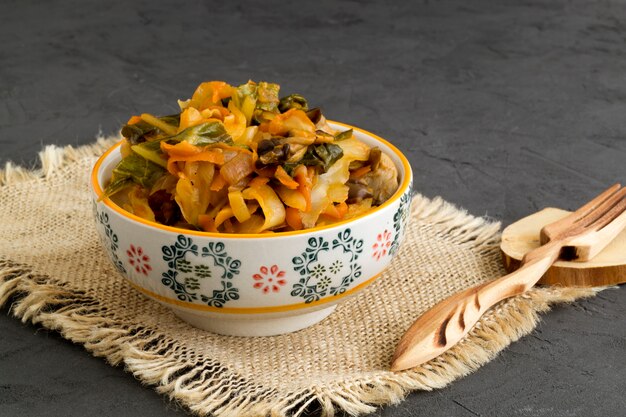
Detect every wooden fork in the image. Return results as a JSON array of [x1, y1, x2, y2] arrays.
[[391, 184, 626, 371]]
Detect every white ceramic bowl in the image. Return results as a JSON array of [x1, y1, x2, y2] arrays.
[[91, 122, 413, 336]]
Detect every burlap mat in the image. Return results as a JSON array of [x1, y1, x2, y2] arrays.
[[0, 138, 598, 417]]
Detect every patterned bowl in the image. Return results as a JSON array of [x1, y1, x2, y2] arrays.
[[91, 122, 413, 336]]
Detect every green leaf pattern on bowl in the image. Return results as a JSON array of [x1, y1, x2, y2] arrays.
[[291, 228, 364, 303], [199, 242, 241, 307], [161, 235, 199, 302], [390, 184, 413, 256], [95, 206, 126, 274], [160, 236, 241, 307]]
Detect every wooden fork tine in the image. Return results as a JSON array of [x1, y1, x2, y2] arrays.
[[576, 187, 626, 228], [591, 196, 626, 231], [566, 197, 626, 261], [540, 184, 621, 244], [572, 183, 621, 219]]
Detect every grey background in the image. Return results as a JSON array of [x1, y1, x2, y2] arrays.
[[1, 0, 625, 416]]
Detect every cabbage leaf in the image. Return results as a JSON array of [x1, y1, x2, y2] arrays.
[[121, 114, 180, 145], [104, 154, 165, 198]]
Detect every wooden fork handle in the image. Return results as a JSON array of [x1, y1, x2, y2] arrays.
[[390, 241, 561, 371]]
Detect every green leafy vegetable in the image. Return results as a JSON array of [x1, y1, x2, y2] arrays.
[[256, 82, 280, 112], [232, 81, 282, 124], [284, 143, 344, 174], [103, 177, 133, 199], [121, 121, 153, 144], [279, 94, 309, 113], [254, 82, 280, 123], [129, 121, 233, 168], [334, 128, 353, 141], [310, 143, 344, 172], [131, 140, 168, 168], [104, 154, 166, 198], [121, 114, 180, 145], [257, 139, 289, 165], [233, 82, 258, 124], [305, 108, 322, 123], [166, 121, 233, 146], [237, 82, 258, 100]]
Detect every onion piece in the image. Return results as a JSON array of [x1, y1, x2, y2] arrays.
[[345, 198, 373, 220], [124, 186, 156, 222], [242, 184, 286, 232], [222, 101, 247, 141], [188, 81, 233, 110], [276, 185, 307, 211], [268, 109, 316, 136], [219, 152, 254, 185], [174, 162, 214, 226], [237, 126, 259, 146], [178, 107, 204, 132], [214, 206, 235, 229], [234, 214, 265, 234], [228, 190, 251, 223]]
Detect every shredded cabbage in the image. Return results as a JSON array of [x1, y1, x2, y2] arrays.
[[106, 80, 399, 233]]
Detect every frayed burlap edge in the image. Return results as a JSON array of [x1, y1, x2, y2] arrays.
[[0, 136, 118, 186], [0, 140, 602, 417]]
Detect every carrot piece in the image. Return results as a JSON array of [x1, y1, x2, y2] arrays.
[[210, 173, 227, 191], [161, 141, 225, 175], [350, 165, 371, 179], [258, 122, 270, 133], [198, 215, 217, 232], [248, 176, 270, 188], [294, 165, 312, 212], [322, 201, 349, 220], [322, 203, 340, 219], [285, 207, 303, 230], [336, 201, 348, 218], [211, 142, 254, 155], [274, 166, 299, 190], [160, 140, 198, 156], [127, 115, 142, 125], [167, 151, 223, 176]]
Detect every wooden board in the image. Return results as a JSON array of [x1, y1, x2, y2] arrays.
[[501, 208, 626, 287]]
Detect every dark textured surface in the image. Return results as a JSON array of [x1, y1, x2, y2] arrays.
[[1, 0, 625, 416]]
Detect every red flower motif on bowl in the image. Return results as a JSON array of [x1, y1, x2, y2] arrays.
[[372, 229, 392, 260], [253, 265, 287, 294], [127, 244, 152, 276]]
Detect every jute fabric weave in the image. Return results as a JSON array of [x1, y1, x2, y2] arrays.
[[0, 139, 597, 416]]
